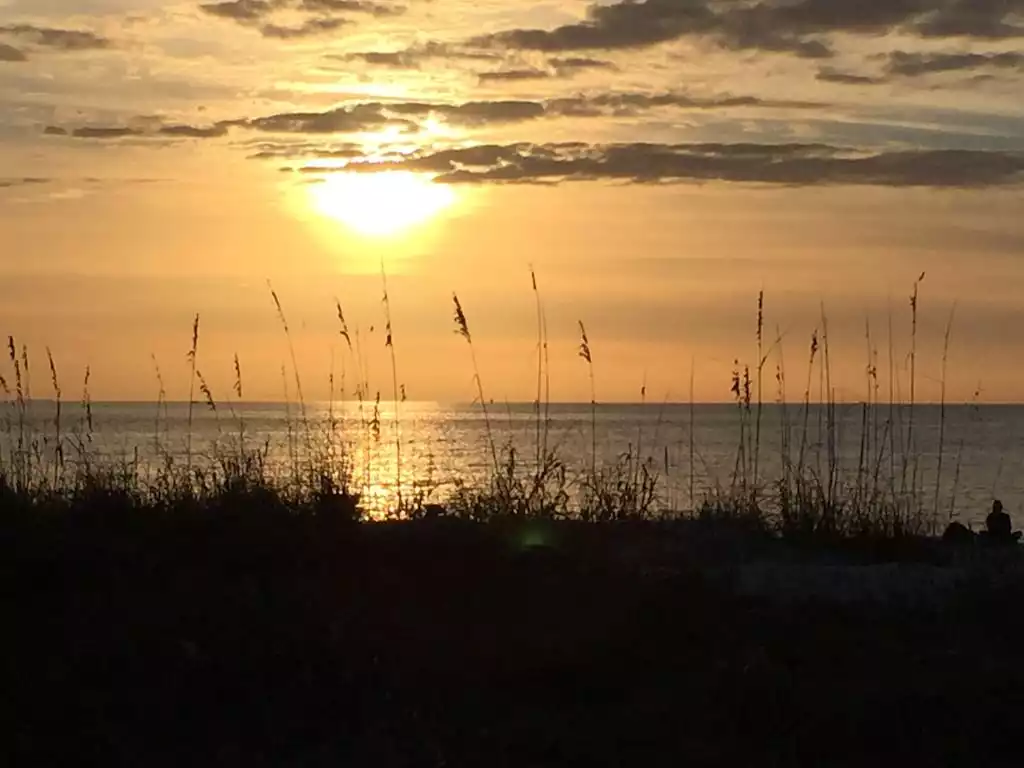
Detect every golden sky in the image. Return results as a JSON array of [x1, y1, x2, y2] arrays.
[[2, 0, 1024, 402]]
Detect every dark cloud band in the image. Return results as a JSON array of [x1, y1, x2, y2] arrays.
[[469, 0, 1024, 60], [0, 24, 110, 51], [295, 142, 1024, 189], [819, 49, 1024, 84], [260, 17, 349, 38], [0, 177, 50, 189], [199, 0, 404, 36], [44, 89, 827, 140], [887, 50, 1024, 76]]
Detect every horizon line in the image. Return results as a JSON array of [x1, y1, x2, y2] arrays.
[[12, 399, 1024, 407]]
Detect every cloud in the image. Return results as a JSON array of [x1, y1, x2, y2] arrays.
[[334, 42, 501, 69], [299, 0, 403, 16], [0, 43, 26, 61], [915, 0, 1024, 38], [468, 0, 838, 57], [816, 67, 886, 84], [238, 104, 418, 132], [46, 89, 828, 142], [340, 50, 418, 66], [0, 24, 110, 51], [158, 124, 230, 138], [819, 49, 1024, 85], [470, 0, 1024, 60], [69, 127, 145, 138], [47, 109, 417, 141], [477, 68, 551, 82], [549, 56, 616, 72], [477, 58, 618, 82], [246, 140, 364, 159], [43, 126, 143, 139], [199, 0, 281, 21], [722, 33, 833, 59], [260, 17, 348, 37], [297, 142, 1024, 188], [473, 0, 719, 53], [886, 50, 1024, 76], [0, 177, 50, 189], [200, 0, 402, 32], [544, 91, 824, 118], [397, 91, 822, 124], [386, 99, 548, 125]]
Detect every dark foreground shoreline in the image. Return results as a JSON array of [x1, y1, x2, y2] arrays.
[[4, 516, 1024, 767]]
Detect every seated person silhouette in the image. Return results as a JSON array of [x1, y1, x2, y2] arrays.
[[942, 520, 974, 545], [980, 500, 1021, 545]]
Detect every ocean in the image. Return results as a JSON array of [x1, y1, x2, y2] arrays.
[[3, 401, 1022, 529]]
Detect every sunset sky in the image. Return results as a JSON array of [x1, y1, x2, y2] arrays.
[[2, 0, 1023, 403]]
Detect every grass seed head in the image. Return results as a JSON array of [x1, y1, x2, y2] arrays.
[[578, 321, 592, 364], [452, 294, 471, 342]]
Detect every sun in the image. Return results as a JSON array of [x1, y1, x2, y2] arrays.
[[307, 171, 456, 237]]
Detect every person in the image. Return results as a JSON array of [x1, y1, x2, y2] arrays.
[[981, 500, 1021, 545]]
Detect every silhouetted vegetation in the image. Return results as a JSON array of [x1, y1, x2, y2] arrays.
[[0, 272, 1003, 535]]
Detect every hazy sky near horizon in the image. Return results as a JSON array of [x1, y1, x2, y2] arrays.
[[2, 0, 1024, 402]]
